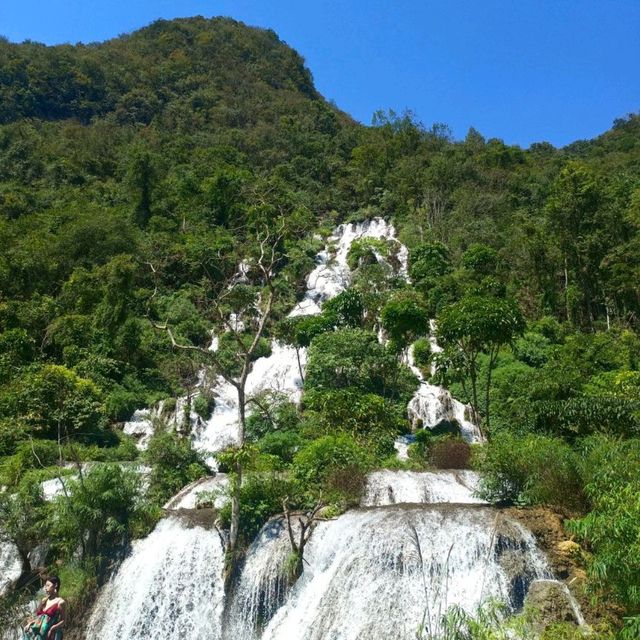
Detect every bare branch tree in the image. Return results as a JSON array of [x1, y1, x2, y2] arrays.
[[151, 226, 283, 558]]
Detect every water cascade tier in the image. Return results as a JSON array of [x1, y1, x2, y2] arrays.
[[361, 470, 486, 506], [248, 504, 549, 640], [85, 517, 225, 640]]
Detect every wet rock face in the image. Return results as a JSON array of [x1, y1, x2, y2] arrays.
[[492, 525, 546, 610], [524, 579, 582, 629]]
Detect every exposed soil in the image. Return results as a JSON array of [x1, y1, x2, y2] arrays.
[[506, 506, 624, 629]]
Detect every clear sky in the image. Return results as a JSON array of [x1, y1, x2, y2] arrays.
[[1, 0, 639, 148]]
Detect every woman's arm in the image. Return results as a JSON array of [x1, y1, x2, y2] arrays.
[[46, 600, 65, 639]]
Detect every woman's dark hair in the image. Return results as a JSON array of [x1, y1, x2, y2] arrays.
[[45, 576, 61, 592]]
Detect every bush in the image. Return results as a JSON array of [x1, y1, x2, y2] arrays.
[[412, 337, 432, 371], [50, 464, 153, 561], [474, 432, 584, 509], [430, 438, 471, 469], [55, 563, 98, 630], [246, 391, 300, 440], [256, 430, 304, 464], [0, 439, 61, 486], [143, 431, 208, 504], [292, 433, 372, 506], [305, 328, 418, 401], [218, 474, 292, 546], [105, 386, 141, 422], [303, 388, 405, 459], [192, 392, 215, 420], [567, 436, 640, 610]]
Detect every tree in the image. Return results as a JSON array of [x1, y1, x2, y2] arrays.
[[380, 290, 429, 353], [544, 162, 604, 327], [154, 229, 281, 561], [436, 295, 525, 438]]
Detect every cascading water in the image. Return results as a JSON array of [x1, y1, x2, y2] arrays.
[[361, 469, 486, 506], [0, 540, 23, 596], [257, 506, 549, 640], [85, 218, 580, 640], [406, 342, 483, 443], [190, 218, 407, 460], [85, 517, 225, 640], [225, 518, 296, 640]]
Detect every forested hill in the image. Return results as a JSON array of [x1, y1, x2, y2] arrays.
[[0, 16, 325, 124], [1, 17, 640, 631]]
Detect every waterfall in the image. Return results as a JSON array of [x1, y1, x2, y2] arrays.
[[225, 518, 295, 640], [189, 218, 404, 459], [406, 342, 483, 443], [361, 470, 486, 506], [163, 474, 230, 510], [87, 218, 579, 640], [259, 506, 549, 640], [0, 540, 23, 596], [85, 517, 225, 640]]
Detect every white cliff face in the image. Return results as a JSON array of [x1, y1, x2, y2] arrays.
[[85, 517, 225, 640]]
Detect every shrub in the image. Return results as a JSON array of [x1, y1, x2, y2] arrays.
[[55, 563, 98, 630], [105, 386, 141, 422], [218, 474, 293, 546], [0, 439, 61, 487], [246, 391, 300, 441], [474, 432, 584, 509], [292, 433, 372, 506], [143, 431, 208, 504], [303, 388, 405, 459], [50, 464, 151, 561], [567, 436, 640, 610], [430, 438, 471, 469], [256, 430, 304, 464], [412, 337, 432, 372], [192, 392, 215, 420]]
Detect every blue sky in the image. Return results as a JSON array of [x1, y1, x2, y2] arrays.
[[1, 1, 639, 147]]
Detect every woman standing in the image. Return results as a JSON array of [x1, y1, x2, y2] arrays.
[[23, 576, 65, 640]]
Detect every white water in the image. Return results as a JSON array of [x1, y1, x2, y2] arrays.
[[225, 518, 296, 639], [163, 474, 230, 510], [83, 464, 571, 640], [362, 470, 486, 506], [406, 343, 483, 443], [291, 218, 405, 316], [85, 517, 225, 640], [260, 506, 549, 640], [0, 540, 22, 595]]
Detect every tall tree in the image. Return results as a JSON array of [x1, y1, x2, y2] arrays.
[[436, 295, 525, 438], [154, 229, 281, 563]]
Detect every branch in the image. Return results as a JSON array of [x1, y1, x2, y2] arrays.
[[153, 321, 240, 391]]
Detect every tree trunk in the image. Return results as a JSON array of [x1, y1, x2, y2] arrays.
[[228, 386, 246, 555]]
